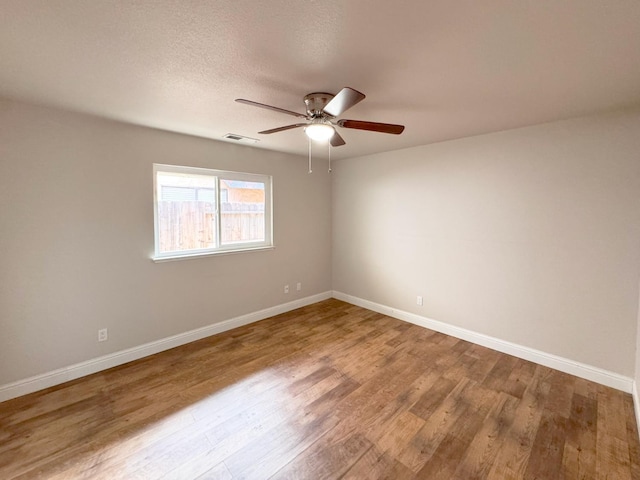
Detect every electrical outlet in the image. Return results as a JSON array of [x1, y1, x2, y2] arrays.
[[416, 296, 423, 306], [98, 328, 108, 342], [296, 282, 301, 291], [284, 285, 289, 294]]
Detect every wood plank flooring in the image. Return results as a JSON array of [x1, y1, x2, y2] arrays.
[[1, 299, 639, 479]]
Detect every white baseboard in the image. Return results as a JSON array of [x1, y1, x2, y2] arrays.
[[0, 291, 332, 403], [3, 290, 634, 403], [332, 291, 634, 393], [634, 381, 640, 438]]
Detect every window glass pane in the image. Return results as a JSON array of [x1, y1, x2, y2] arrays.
[[156, 172, 217, 253], [196, 188, 215, 203], [153, 165, 272, 259], [220, 179, 265, 245], [161, 186, 197, 201]]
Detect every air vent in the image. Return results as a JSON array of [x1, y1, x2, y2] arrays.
[[222, 133, 259, 144]]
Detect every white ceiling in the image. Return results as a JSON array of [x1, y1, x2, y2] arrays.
[[2, 0, 640, 160]]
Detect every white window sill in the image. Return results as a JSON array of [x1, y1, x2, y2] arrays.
[[152, 245, 275, 263]]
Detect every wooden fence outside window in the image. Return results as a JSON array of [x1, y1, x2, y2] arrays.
[[157, 201, 265, 253]]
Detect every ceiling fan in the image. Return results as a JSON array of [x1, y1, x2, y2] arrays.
[[235, 87, 404, 147]]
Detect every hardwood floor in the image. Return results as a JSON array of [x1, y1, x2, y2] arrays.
[[1, 299, 639, 479]]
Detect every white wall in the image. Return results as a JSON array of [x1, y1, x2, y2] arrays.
[[0, 99, 332, 386], [333, 110, 640, 377]]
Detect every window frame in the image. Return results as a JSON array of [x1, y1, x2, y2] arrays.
[[153, 163, 273, 261]]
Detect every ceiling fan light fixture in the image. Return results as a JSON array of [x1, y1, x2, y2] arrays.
[[305, 123, 334, 142]]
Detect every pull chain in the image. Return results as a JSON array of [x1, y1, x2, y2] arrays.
[[308, 137, 313, 174], [328, 143, 332, 173]]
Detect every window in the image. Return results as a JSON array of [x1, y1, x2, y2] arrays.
[[153, 164, 272, 260]]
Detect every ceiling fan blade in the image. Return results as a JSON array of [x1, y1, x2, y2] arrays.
[[330, 130, 346, 147], [337, 119, 405, 135], [258, 123, 307, 134], [322, 87, 366, 117], [235, 99, 308, 119]]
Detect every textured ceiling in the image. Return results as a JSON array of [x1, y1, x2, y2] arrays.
[[1, 0, 640, 160]]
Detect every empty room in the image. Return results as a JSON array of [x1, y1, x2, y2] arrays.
[[1, 1, 640, 479]]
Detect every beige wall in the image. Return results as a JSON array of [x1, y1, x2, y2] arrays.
[[2, 98, 639, 388], [0, 99, 332, 385], [333, 110, 640, 377]]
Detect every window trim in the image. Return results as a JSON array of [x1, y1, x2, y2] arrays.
[[152, 163, 273, 261]]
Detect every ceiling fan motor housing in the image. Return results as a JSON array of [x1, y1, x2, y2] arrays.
[[304, 93, 335, 118]]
